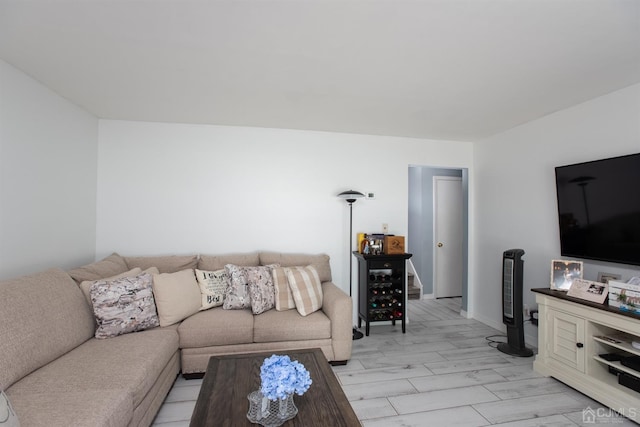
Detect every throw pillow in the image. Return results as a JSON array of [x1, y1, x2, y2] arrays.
[[79, 267, 142, 305], [0, 390, 19, 427], [223, 264, 252, 309], [285, 265, 323, 316], [152, 269, 202, 327], [90, 272, 160, 339], [272, 266, 296, 311], [245, 266, 276, 315], [194, 268, 228, 310], [80, 267, 159, 306]]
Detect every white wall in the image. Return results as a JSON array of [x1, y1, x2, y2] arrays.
[[0, 60, 98, 279], [474, 83, 640, 345], [96, 121, 474, 312]]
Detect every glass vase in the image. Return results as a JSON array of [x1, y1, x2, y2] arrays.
[[247, 391, 298, 427]]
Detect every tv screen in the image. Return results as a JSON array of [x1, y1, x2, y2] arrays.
[[555, 153, 640, 266]]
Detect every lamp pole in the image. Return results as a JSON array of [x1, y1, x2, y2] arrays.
[[347, 198, 355, 298], [337, 190, 365, 340]]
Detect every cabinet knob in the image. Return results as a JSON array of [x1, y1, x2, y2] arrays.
[[437, 242, 443, 248], [576, 342, 584, 348]]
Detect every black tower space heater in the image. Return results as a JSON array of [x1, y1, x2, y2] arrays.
[[498, 249, 533, 357]]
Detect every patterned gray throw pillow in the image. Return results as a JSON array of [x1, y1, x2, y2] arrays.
[[223, 264, 252, 310], [245, 266, 276, 315], [90, 272, 160, 339]]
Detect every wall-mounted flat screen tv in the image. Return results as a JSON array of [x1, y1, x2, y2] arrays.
[[555, 153, 640, 266]]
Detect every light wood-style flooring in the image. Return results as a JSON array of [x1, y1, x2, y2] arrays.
[[152, 298, 637, 426]]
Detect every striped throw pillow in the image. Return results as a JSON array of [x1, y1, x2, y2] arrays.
[[272, 267, 296, 311], [285, 266, 323, 316]]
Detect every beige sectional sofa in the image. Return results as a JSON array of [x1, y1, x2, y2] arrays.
[[0, 251, 352, 427]]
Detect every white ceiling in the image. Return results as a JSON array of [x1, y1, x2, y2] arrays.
[[1, 0, 639, 141]]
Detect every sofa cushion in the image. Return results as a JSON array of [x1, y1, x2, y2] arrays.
[[0, 268, 95, 389], [124, 254, 198, 273], [0, 390, 19, 427], [253, 309, 331, 342], [259, 252, 332, 282], [67, 253, 129, 283], [194, 268, 227, 310], [7, 327, 178, 409], [152, 269, 202, 327], [286, 266, 323, 316], [198, 253, 259, 271], [223, 264, 252, 310], [7, 388, 132, 427], [246, 266, 276, 315], [91, 272, 160, 338], [178, 307, 254, 348], [272, 266, 296, 311]]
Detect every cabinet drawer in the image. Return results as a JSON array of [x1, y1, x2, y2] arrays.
[[368, 259, 399, 270]]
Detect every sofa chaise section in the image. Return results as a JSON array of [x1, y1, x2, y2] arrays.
[[0, 267, 180, 427]]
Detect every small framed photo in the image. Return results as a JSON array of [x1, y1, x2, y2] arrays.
[[551, 259, 584, 291], [597, 272, 621, 284], [567, 278, 608, 304]]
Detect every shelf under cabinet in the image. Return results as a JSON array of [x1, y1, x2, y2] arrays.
[[593, 356, 640, 380], [593, 336, 640, 357]]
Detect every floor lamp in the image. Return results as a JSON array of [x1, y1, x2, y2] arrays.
[[337, 189, 365, 340]]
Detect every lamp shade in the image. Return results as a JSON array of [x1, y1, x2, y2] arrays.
[[337, 190, 365, 203]]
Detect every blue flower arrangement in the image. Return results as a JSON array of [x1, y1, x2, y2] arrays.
[[260, 354, 312, 400]]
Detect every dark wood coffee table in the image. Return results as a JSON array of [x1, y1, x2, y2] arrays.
[[190, 348, 360, 426]]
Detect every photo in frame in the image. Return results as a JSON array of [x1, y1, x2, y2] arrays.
[[567, 278, 608, 304], [597, 272, 621, 284], [550, 259, 583, 291]]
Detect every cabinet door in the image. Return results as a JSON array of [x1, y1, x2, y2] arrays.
[[549, 309, 586, 372]]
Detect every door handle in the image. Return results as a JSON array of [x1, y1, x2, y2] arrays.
[[437, 242, 443, 248]]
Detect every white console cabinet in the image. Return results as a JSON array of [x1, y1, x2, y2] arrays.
[[533, 289, 640, 422]]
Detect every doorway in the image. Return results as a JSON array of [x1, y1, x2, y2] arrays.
[[408, 166, 468, 312]]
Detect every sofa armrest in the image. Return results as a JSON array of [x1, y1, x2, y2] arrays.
[[321, 282, 352, 361]]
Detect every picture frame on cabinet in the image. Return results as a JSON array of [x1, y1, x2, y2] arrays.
[[550, 259, 583, 291], [567, 278, 608, 304], [597, 272, 621, 284]]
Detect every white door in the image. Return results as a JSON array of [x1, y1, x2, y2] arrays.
[[434, 176, 463, 298]]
